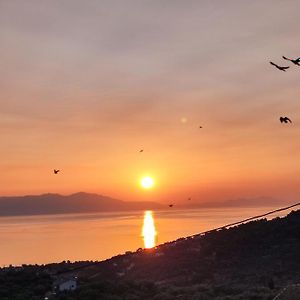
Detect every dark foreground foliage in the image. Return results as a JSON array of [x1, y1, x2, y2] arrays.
[[0, 266, 51, 300], [1, 210, 300, 300]]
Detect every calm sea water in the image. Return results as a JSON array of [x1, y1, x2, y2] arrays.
[[0, 206, 294, 266]]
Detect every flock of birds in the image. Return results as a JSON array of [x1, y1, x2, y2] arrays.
[[52, 55, 296, 208], [269, 55, 296, 125], [270, 55, 300, 71]]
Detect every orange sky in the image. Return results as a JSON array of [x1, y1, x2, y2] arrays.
[[1, 1, 300, 204]]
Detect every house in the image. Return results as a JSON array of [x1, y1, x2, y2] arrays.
[[54, 277, 77, 292]]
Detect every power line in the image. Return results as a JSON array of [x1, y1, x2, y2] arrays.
[[192, 202, 300, 238]]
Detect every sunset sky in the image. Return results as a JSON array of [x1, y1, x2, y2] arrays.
[[1, 0, 300, 204]]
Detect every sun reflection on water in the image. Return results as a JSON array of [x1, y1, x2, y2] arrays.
[[142, 211, 157, 248]]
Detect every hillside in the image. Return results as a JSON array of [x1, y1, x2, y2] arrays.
[[1, 209, 300, 299], [0, 192, 163, 216]]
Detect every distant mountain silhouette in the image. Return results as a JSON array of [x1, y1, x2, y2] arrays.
[[181, 196, 285, 208], [0, 192, 163, 217]]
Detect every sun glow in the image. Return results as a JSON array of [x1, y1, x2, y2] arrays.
[[140, 176, 154, 189], [142, 211, 157, 248]]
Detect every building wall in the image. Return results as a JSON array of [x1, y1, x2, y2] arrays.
[[59, 280, 77, 291]]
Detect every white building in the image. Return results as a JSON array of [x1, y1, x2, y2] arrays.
[[54, 278, 77, 292]]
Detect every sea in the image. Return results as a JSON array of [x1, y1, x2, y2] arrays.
[[0, 205, 295, 266]]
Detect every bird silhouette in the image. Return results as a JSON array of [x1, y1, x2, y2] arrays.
[[282, 56, 300, 66], [169, 204, 174, 208], [53, 169, 60, 174], [280, 117, 292, 124], [139, 149, 144, 153], [199, 126, 203, 129], [270, 61, 289, 72], [188, 197, 192, 201]]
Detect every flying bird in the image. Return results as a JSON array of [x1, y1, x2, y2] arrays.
[[169, 204, 174, 208], [139, 149, 144, 153], [282, 56, 300, 66], [280, 117, 292, 124], [270, 62, 289, 72], [53, 169, 60, 174], [199, 126, 203, 129]]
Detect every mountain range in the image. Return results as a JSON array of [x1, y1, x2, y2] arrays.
[[0, 192, 288, 217], [0, 192, 163, 217]]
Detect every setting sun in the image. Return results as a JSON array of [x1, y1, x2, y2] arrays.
[[140, 176, 154, 189]]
